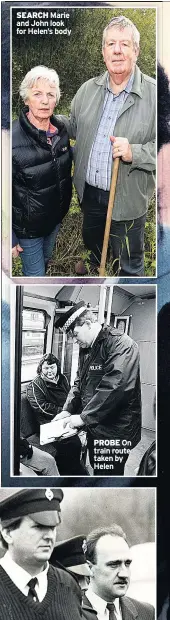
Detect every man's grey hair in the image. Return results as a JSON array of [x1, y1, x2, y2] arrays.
[[19, 66, 60, 104], [102, 15, 140, 50]]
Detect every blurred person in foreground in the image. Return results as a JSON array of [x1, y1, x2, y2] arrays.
[[136, 393, 156, 476], [158, 63, 170, 310], [19, 437, 60, 476], [157, 67, 170, 618]]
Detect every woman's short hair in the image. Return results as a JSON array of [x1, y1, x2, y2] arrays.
[[37, 353, 60, 375], [102, 15, 140, 50], [19, 66, 60, 104], [86, 525, 128, 564]]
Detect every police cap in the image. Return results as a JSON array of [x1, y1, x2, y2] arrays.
[[55, 301, 87, 333], [50, 535, 91, 576], [0, 488, 63, 527]]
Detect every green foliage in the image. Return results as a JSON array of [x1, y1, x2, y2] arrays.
[[12, 187, 156, 277], [12, 7, 156, 115], [144, 193, 156, 276], [12, 8, 156, 277]]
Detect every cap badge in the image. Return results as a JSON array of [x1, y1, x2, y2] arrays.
[[45, 488, 54, 501], [82, 539, 87, 554]]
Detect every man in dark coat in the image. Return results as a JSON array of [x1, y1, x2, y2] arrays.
[[0, 489, 82, 620], [82, 593, 154, 620], [54, 302, 141, 475], [82, 525, 155, 620]]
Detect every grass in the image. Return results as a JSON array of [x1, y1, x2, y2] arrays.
[[12, 187, 156, 278]]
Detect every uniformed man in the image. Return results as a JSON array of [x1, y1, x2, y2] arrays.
[[54, 301, 141, 475], [50, 534, 91, 591], [0, 488, 82, 620]]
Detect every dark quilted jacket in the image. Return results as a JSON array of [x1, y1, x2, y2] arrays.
[[12, 108, 72, 238]]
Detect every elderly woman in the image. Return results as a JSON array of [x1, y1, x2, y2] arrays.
[[12, 65, 72, 276], [26, 353, 86, 475], [27, 353, 69, 424]]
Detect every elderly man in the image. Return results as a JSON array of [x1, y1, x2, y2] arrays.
[[0, 489, 82, 619], [82, 525, 155, 620], [59, 15, 156, 276], [54, 301, 141, 475]]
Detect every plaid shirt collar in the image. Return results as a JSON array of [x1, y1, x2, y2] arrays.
[[106, 71, 134, 96]]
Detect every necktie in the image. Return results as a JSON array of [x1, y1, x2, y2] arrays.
[[27, 577, 38, 602], [106, 602, 117, 620]]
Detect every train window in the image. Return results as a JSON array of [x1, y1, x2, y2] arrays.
[[21, 308, 47, 382]]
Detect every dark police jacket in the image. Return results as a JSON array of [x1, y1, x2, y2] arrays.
[[82, 594, 155, 620], [12, 108, 72, 239], [63, 327, 141, 446]]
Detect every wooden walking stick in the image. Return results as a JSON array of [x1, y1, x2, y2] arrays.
[[99, 156, 120, 276]]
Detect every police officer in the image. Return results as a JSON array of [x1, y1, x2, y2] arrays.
[[50, 534, 91, 591], [54, 302, 141, 475], [0, 489, 82, 620]]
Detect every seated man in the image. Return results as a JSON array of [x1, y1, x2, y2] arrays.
[[20, 438, 59, 476]]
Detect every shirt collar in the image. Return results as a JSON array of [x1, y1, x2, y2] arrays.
[[86, 585, 120, 615], [106, 71, 134, 95], [90, 325, 102, 347], [0, 550, 49, 592]]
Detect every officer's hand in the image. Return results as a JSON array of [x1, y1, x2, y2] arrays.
[[110, 136, 132, 162], [12, 244, 23, 258], [52, 411, 71, 422], [63, 415, 84, 429]]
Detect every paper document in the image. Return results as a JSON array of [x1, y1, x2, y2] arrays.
[[40, 419, 77, 445]]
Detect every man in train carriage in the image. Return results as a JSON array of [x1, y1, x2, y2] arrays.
[[0, 489, 83, 620], [54, 301, 141, 476]]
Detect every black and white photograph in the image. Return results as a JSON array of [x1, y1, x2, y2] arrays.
[[0, 487, 156, 619], [11, 283, 156, 478], [113, 316, 131, 335]]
